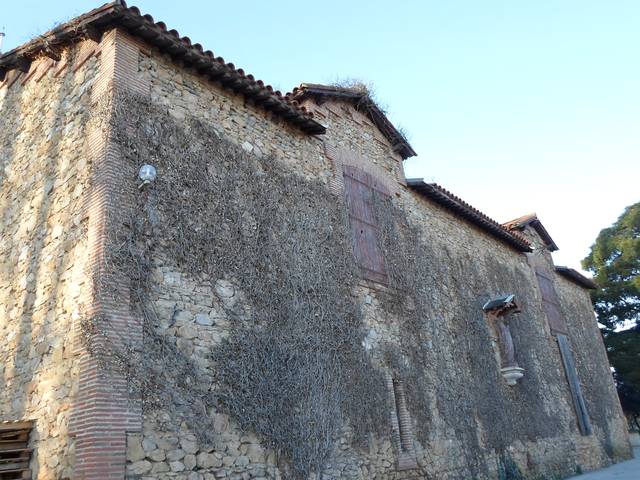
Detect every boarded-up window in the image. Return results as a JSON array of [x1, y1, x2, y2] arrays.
[[343, 165, 389, 284], [0, 421, 33, 479], [535, 268, 568, 335], [557, 334, 593, 436], [387, 377, 418, 470]]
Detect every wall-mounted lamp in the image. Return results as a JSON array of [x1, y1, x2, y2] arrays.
[[138, 164, 157, 190]]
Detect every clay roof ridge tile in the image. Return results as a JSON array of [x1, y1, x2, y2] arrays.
[[407, 179, 531, 251], [290, 83, 416, 158], [0, 1, 324, 132]]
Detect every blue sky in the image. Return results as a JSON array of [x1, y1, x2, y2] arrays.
[[2, 1, 639, 272]]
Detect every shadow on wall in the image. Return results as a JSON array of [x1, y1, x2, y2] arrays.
[[94, 91, 597, 479], [0, 47, 95, 477], [375, 204, 573, 477]]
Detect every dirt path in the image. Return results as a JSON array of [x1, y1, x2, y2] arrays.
[[568, 448, 639, 479]]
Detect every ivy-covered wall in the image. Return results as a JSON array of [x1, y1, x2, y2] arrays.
[[0, 27, 630, 480], [92, 39, 630, 480], [555, 273, 629, 458]]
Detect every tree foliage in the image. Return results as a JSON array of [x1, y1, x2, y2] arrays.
[[583, 201, 640, 429], [583, 202, 640, 332]]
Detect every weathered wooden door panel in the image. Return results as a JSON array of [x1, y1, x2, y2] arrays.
[[557, 334, 593, 436], [343, 166, 388, 284], [349, 218, 387, 282], [542, 301, 567, 336], [535, 268, 569, 335], [345, 178, 375, 224]]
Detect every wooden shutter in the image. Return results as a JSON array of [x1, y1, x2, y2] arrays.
[[535, 268, 568, 335], [557, 334, 593, 436], [0, 421, 33, 479], [534, 269, 592, 435], [343, 165, 389, 284]]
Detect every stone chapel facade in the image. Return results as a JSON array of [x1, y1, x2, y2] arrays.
[[0, 2, 632, 479]]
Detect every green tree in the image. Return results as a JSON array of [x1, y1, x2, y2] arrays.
[[583, 201, 640, 430]]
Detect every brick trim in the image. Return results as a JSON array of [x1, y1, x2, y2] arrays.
[[69, 28, 149, 480], [387, 375, 418, 471], [34, 58, 56, 83], [325, 143, 402, 198]]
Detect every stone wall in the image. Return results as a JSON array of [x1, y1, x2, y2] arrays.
[[0, 26, 630, 480], [105, 37, 627, 479], [0, 41, 100, 479], [519, 224, 630, 463], [555, 274, 630, 461], [108, 36, 630, 480], [139, 51, 326, 181]]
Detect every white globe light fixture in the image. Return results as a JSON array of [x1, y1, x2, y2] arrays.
[[138, 164, 157, 189]]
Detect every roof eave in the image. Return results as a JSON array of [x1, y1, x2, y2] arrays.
[[0, 2, 121, 69], [555, 267, 599, 290], [407, 179, 532, 253], [293, 85, 417, 159], [530, 219, 559, 252], [0, 1, 326, 136], [503, 214, 559, 252]]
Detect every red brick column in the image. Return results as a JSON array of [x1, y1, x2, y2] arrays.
[[70, 29, 149, 480]]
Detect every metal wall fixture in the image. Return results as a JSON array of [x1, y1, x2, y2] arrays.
[[138, 164, 157, 190]]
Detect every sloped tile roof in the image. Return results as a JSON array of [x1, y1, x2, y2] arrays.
[[290, 83, 417, 159], [555, 266, 598, 290], [407, 179, 531, 252], [0, 1, 325, 135], [503, 213, 559, 252]]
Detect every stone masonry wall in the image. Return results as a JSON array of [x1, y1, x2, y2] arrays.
[[520, 224, 630, 467], [0, 41, 100, 479], [555, 275, 630, 460], [1, 27, 628, 480], [139, 51, 327, 181], [110, 37, 631, 480]]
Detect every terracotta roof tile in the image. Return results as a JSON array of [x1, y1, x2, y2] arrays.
[[291, 83, 417, 159], [503, 213, 559, 252], [407, 179, 532, 252], [0, 1, 325, 135]]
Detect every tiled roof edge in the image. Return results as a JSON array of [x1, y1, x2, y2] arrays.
[[406, 179, 532, 253], [0, 1, 326, 135], [290, 83, 417, 159], [503, 213, 559, 252], [555, 266, 599, 290]]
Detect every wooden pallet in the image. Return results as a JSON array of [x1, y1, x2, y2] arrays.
[[0, 421, 33, 480]]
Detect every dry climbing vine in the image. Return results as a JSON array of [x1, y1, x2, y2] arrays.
[[372, 192, 575, 478], [81, 89, 585, 479], [83, 91, 389, 478]]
